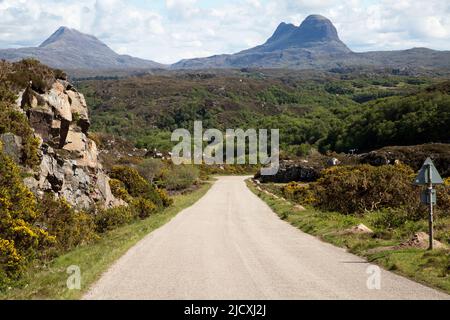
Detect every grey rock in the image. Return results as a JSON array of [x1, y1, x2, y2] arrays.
[[256, 161, 321, 183], [14, 79, 122, 210], [0, 133, 23, 162]]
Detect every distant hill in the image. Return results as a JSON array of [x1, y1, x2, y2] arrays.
[[0, 27, 165, 70], [172, 14, 450, 72]]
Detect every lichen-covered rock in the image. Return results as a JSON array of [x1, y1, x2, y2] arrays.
[[0, 133, 23, 163], [17, 79, 121, 210]]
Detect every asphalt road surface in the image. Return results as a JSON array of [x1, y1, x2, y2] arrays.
[[85, 176, 449, 300]]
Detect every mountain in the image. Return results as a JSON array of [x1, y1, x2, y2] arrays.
[[0, 27, 165, 70], [172, 14, 450, 71], [241, 15, 351, 54]]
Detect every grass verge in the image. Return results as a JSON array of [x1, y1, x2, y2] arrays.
[[246, 180, 450, 295], [0, 182, 212, 300]]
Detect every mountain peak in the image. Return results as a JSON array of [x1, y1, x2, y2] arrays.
[[255, 14, 351, 54], [39, 26, 105, 49], [296, 14, 339, 43], [266, 22, 297, 44], [0, 27, 165, 70]]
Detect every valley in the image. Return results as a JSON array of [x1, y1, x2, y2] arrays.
[[0, 10, 449, 301]]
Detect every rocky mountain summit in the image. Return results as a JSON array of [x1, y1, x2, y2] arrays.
[[172, 14, 450, 71], [243, 14, 351, 54], [0, 67, 122, 209], [0, 27, 164, 70]]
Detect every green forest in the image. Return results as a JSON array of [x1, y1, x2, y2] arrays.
[[76, 70, 450, 156]]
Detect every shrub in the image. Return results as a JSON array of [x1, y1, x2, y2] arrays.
[[157, 188, 173, 207], [445, 177, 450, 186], [282, 182, 316, 205], [110, 165, 162, 206], [6, 59, 63, 93], [162, 165, 199, 191], [0, 239, 22, 288], [0, 146, 54, 284], [312, 164, 420, 214], [368, 208, 424, 230], [94, 206, 135, 233], [436, 184, 450, 217], [136, 158, 164, 183], [36, 194, 96, 253], [131, 197, 157, 219], [109, 178, 132, 202], [0, 84, 40, 168]]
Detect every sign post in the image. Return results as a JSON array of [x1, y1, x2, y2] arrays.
[[413, 158, 444, 250]]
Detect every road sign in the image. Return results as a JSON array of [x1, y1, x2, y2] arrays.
[[413, 158, 444, 185], [413, 157, 444, 250], [421, 189, 436, 205]]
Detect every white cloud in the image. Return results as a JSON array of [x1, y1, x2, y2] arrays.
[[0, 0, 449, 63]]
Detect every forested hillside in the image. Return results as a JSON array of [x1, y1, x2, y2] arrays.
[[76, 69, 449, 155]]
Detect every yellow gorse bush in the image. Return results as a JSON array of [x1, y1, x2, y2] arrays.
[[157, 188, 173, 207], [109, 178, 132, 203], [282, 181, 317, 205], [0, 144, 54, 283], [445, 177, 450, 186]]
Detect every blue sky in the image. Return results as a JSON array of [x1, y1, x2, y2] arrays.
[[0, 0, 449, 64]]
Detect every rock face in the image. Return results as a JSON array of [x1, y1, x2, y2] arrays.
[[255, 160, 322, 183], [19, 80, 122, 209]]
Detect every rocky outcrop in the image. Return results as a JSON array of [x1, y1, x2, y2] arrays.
[[255, 160, 322, 183], [359, 143, 450, 177], [18, 80, 123, 209]]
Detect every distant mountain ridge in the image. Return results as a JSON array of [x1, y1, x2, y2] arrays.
[[172, 14, 450, 71], [1, 15, 450, 73], [0, 27, 165, 70]]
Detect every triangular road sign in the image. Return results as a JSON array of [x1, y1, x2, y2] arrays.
[[414, 157, 444, 185]]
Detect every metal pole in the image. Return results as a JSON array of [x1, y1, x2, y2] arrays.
[[427, 164, 433, 251]]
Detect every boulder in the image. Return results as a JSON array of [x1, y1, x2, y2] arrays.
[[0, 133, 22, 162], [399, 232, 447, 250], [256, 160, 321, 183], [293, 204, 306, 211], [345, 223, 374, 235]]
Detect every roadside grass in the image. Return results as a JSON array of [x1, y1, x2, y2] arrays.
[[0, 182, 212, 300], [246, 180, 450, 295]]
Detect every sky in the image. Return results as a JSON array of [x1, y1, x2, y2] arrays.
[[0, 0, 449, 64]]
